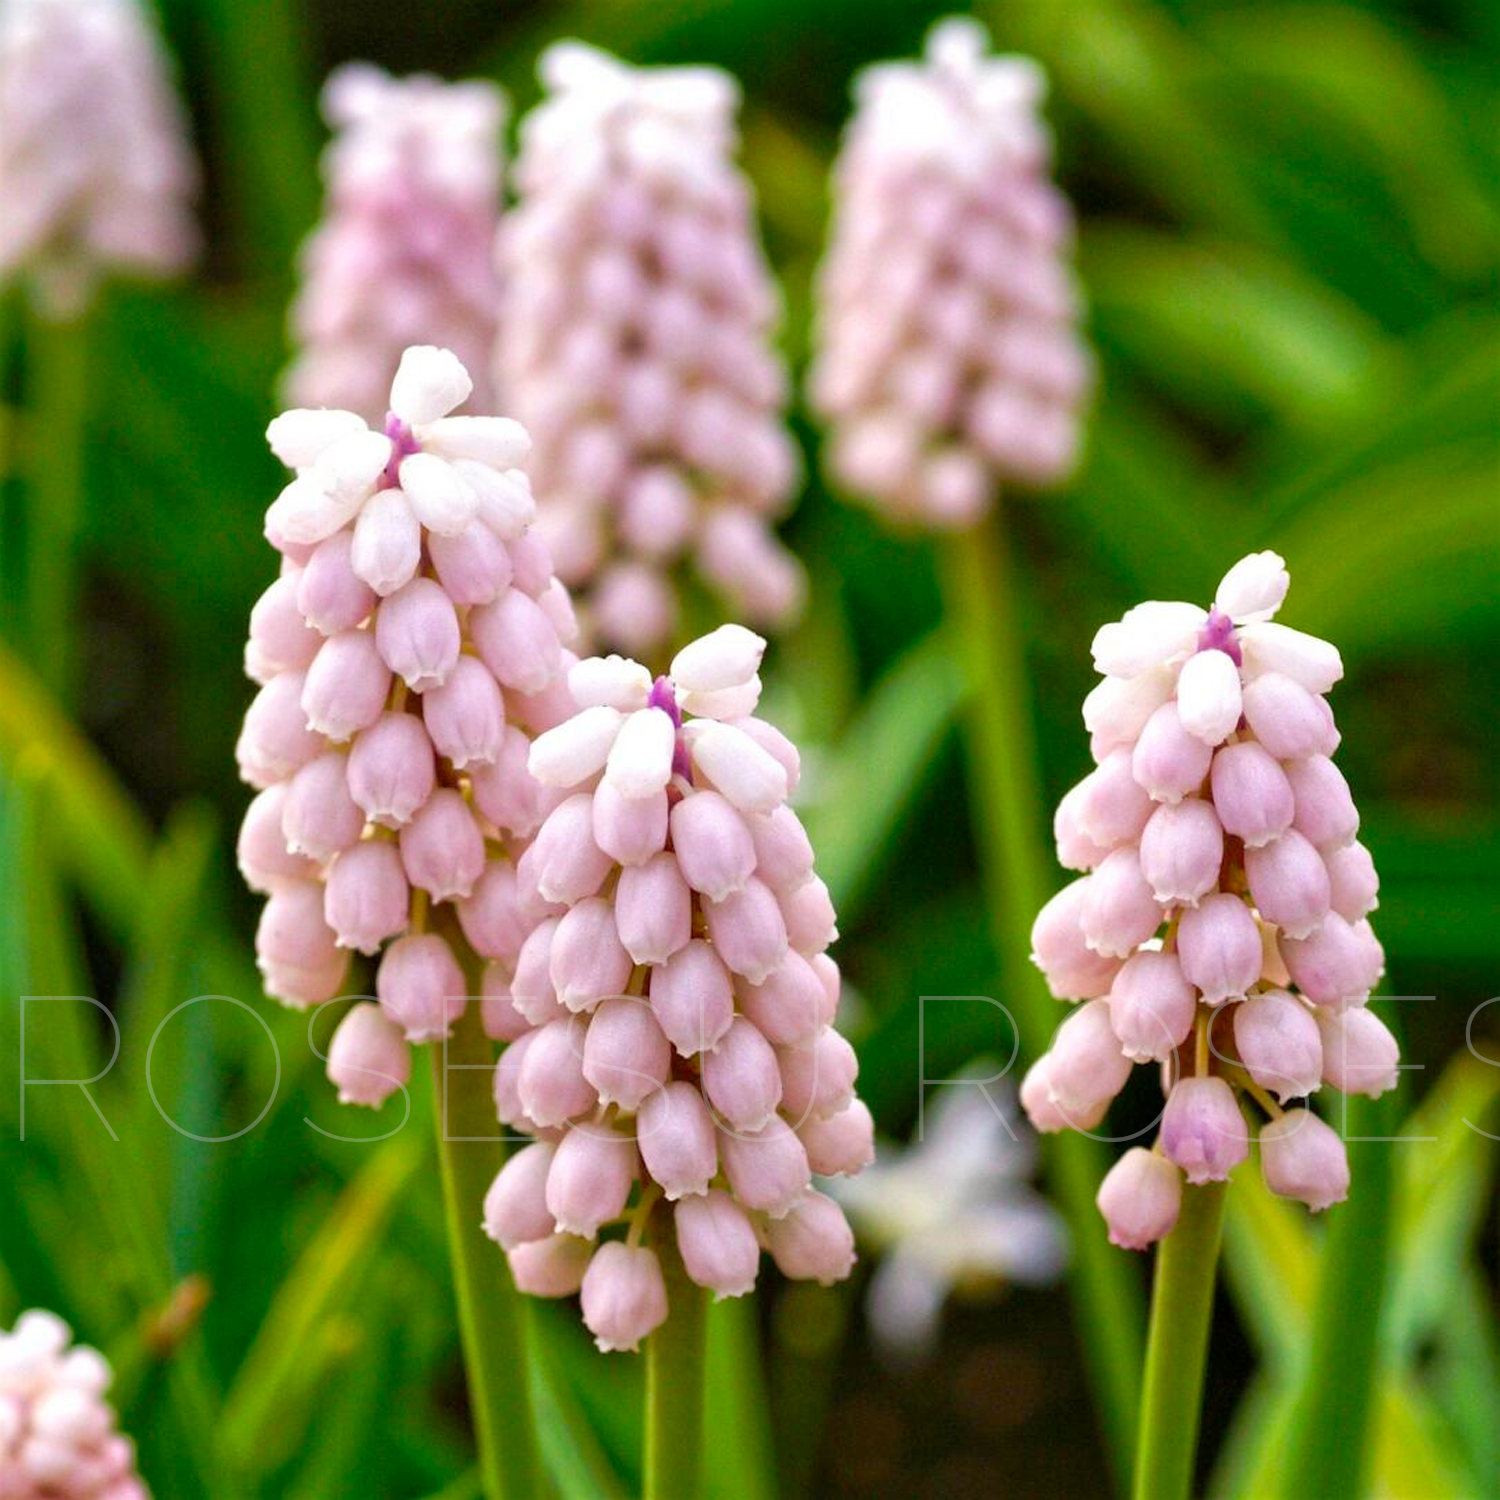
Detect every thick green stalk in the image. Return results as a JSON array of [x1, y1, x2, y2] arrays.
[[431, 1002, 543, 1500], [940, 512, 1145, 1487], [23, 311, 89, 700], [644, 1228, 708, 1500], [1134, 1181, 1227, 1500]]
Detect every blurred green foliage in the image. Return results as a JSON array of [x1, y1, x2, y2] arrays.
[[0, 0, 1497, 1496]]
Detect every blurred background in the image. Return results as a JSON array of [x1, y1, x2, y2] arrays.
[[1, 0, 1497, 1496]]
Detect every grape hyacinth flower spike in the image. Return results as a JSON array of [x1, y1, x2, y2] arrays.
[[1025, 549, 1397, 1236], [0, 1310, 148, 1498], [237, 344, 577, 1093], [0, 0, 198, 315], [285, 65, 505, 422], [809, 17, 1089, 528], [487, 623, 865, 1355], [497, 41, 804, 652]]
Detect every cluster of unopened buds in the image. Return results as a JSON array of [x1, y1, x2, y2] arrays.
[[480, 625, 869, 1351], [496, 41, 803, 652], [285, 65, 505, 421], [1023, 552, 1400, 1248], [0, 1311, 146, 1499], [236, 346, 577, 1085], [810, 18, 1088, 528]]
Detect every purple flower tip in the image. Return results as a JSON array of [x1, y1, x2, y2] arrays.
[[1197, 606, 1242, 666], [380, 411, 421, 488], [647, 674, 682, 726]]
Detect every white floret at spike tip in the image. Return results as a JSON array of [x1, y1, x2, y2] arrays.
[[495, 41, 806, 653], [808, 18, 1091, 530], [492, 630, 866, 1349], [238, 347, 575, 1091], [1023, 551, 1395, 1248]]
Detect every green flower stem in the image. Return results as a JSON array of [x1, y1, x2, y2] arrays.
[[940, 509, 1144, 1487], [644, 1226, 708, 1500], [23, 310, 89, 701], [1133, 1181, 1227, 1500], [431, 998, 543, 1500]]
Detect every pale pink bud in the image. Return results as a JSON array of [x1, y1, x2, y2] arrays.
[[603, 706, 677, 799], [1109, 950, 1196, 1063], [249, 573, 321, 673], [675, 1190, 760, 1298], [1284, 755, 1359, 851], [1138, 798, 1224, 907], [670, 624, 767, 694], [649, 939, 735, 1056], [551, 896, 634, 1012], [469, 726, 554, 838], [257, 880, 340, 975], [592, 564, 677, 656], [1175, 648, 1243, 745], [686, 721, 788, 813], [471, 588, 562, 693], [1316, 1007, 1399, 1097], [747, 804, 816, 891], [1233, 990, 1322, 1101], [781, 876, 839, 955], [546, 1124, 636, 1238], [529, 704, 626, 786], [1054, 781, 1110, 872], [718, 1115, 811, 1217], [669, 791, 756, 901], [237, 670, 323, 786], [1209, 741, 1294, 848], [727, 715, 801, 796], [238, 784, 316, 891], [324, 840, 409, 953], [281, 750, 364, 863], [374, 577, 461, 692], [302, 630, 391, 741], [1022, 1052, 1102, 1133], [428, 520, 514, 606], [298, 530, 377, 633], [377, 932, 466, 1041], [580, 1242, 667, 1353], [737, 951, 825, 1047], [1280, 913, 1372, 1010], [1096, 1148, 1182, 1250], [582, 997, 671, 1111], [1030, 878, 1124, 1000], [615, 852, 692, 966], [326, 1001, 410, 1107], [1241, 673, 1328, 761], [1046, 998, 1132, 1118], [620, 467, 695, 556], [1082, 668, 1174, 756], [1259, 1108, 1348, 1211], [1131, 702, 1212, 803], [1239, 621, 1343, 694], [811, 953, 841, 1027], [592, 782, 668, 866], [398, 452, 478, 535], [509, 527, 559, 598], [1177, 893, 1262, 1004], [1080, 847, 1164, 958], [261, 948, 350, 1008], [526, 794, 612, 907], [1244, 829, 1331, 939], [519, 1016, 595, 1127], [347, 712, 436, 826], [638, 1081, 718, 1200], [704, 878, 789, 984], [352, 487, 421, 596], [702, 1017, 783, 1132], [481, 967, 531, 1042], [508, 1233, 593, 1297], [457, 861, 530, 963], [778, 1028, 859, 1123], [1161, 1076, 1248, 1184], [798, 1098, 875, 1177], [766, 1191, 856, 1285], [399, 788, 485, 901], [569, 654, 653, 712], [422, 656, 505, 769], [482, 1141, 558, 1250], [1075, 748, 1154, 848], [1324, 840, 1378, 922], [493, 1029, 540, 1130]]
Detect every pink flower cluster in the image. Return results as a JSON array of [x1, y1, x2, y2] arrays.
[[479, 624, 869, 1352], [285, 66, 505, 422], [0, 0, 197, 315], [0, 1310, 146, 1499], [236, 346, 577, 1089], [496, 42, 803, 654], [1023, 552, 1399, 1248], [809, 18, 1088, 528]]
